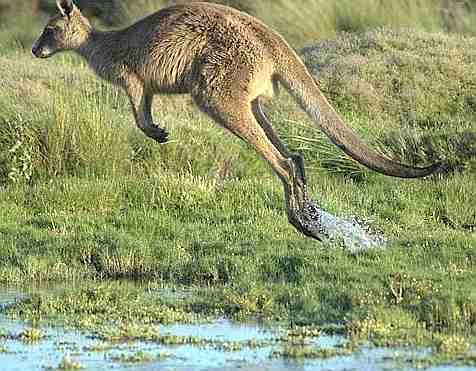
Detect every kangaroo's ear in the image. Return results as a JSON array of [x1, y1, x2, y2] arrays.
[[56, 0, 75, 17]]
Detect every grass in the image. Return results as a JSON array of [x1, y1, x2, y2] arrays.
[[0, 0, 475, 367], [48, 356, 83, 370], [299, 28, 476, 173], [110, 350, 170, 364], [272, 345, 352, 359]]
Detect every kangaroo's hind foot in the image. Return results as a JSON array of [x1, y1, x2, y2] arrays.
[[286, 193, 328, 241], [297, 200, 329, 240]]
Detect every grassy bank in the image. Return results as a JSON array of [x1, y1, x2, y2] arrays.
[[0, 1, 475, 365]]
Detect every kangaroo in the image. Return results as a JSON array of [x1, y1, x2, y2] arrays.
[[32, 0, 441, 240]]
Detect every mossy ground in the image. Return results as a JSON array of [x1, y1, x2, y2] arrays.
[[0, 1, 475, 369]]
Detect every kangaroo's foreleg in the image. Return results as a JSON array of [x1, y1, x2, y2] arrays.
[[126, 82, 168, 143], [252, 97, 308, 199]]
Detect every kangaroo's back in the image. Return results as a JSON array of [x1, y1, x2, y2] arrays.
[[111, 2, 283, 94]]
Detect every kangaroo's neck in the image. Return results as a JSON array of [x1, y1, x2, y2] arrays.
[[76, 29, 128, 83]]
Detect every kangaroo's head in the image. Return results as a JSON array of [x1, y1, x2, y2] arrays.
[[32, 0, 92, 58]]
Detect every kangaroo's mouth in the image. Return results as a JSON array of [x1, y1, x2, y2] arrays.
[[32, 47, 53, 59]]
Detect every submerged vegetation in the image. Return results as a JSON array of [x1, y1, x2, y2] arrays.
[[5, 282, 476, 367], [0, 0, 475, 368]]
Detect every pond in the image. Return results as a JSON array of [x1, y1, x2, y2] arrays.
[[0, 287, 474, 371]]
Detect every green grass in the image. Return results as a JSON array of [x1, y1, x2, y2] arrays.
[[299, 29, 476, 172], [0, 0, 475, 363], [2, 172, 475, 324]]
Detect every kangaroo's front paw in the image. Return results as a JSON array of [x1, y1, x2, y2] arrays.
[[146, 126, 169, 143]]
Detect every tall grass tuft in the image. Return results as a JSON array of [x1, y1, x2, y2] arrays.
[[278, 119, 367, 181], [0, 55, 132, 183]]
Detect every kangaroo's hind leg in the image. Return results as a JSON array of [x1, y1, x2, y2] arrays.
[[193, 91, 320, 239], [251, 97, 308, 199]]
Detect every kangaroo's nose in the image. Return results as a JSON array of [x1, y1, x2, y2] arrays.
[[32, 46, 38, 56]]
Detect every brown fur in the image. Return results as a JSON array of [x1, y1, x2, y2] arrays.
[[32, 0, 441, 239]]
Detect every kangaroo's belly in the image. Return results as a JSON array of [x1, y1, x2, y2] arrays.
[[149, 80, 190, 94]]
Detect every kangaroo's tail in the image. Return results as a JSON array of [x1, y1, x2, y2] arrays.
[[275, 53, 441, 179]]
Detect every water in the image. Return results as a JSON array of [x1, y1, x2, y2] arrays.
[[0, 288, 473, 371], [303, 201, 386, 253], [319, 209, 386, 254]]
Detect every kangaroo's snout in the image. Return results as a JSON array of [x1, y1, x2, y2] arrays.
[[32, 45, 40, 57], [31, 43, 53, 59], [31, 39, 45, 58]]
